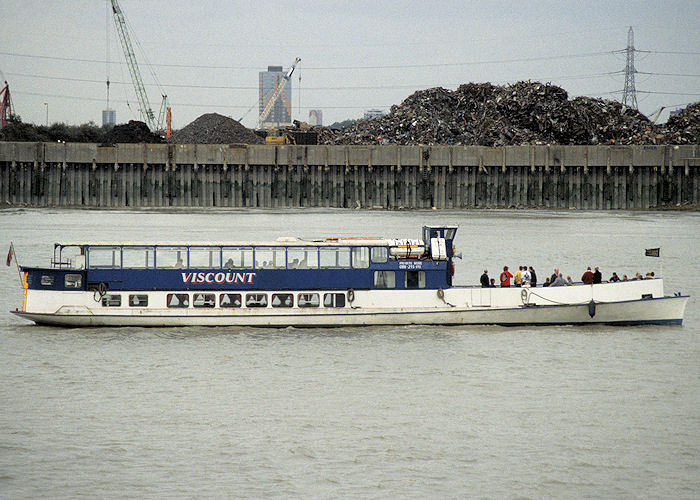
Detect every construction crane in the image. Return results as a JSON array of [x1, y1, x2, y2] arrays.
[[649, 106, 666, 124], [259, 57, 300, 129], [110, 0, 168, 132], [0, 80, 13, 127]]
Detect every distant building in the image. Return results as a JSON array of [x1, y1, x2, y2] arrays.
[[259, 65, 292, 129], [364, 108, 385, 120], [308, 109, 323, 126], [102, 109, 116, 127]]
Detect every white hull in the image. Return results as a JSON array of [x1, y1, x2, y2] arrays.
[[12, 280, 688, 327]]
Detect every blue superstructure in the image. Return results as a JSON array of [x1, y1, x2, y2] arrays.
[[21, 226, 458, 294]]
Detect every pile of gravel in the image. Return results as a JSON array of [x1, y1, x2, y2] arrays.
[[169, 113, 263, 144]]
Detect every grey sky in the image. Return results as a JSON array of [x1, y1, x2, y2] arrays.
[[2, 0, 699, 130]]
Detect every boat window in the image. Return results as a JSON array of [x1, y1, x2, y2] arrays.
[[352, 247, 370, 268], [122, 247, 154, 268], [319, 247, 351, 268], [193, 293, 215, 308], [219, 293, 242, 308], [298, 293, 320, 307], [167, 293, 190, 308], [371, 247, 388, 263], [324, 293, 346, 308], [156, 247, 188, 269], [245, 293, 268, 308], [374, 270, 395, 289], [405, 270, 426, 289], [64, 273, 82, 289], [40, 275, 54, 286], [189, 247, 221, 269], [129, 294, 148, 307], [88, 246, 121, 269], [101, 294, 121, 307], [271, 293, 293, 308], [222, 246, 253, 268], [255, 247, 286, 269], [287, 247, 318, 269]]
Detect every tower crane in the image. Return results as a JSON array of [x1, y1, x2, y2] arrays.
[[259, 57, 300, 129], [0, 80, 13, 127], [110, 0, 168, 132]]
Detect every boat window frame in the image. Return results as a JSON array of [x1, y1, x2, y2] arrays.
[[370, 246, 389, 264], [254, 246, 286, 269], [222, 246, 254, 269], [101, 293, 121, 307], [298, 293, 320, 308], [64, 273, 82, 289], [192, 293, 216, 308], [128, 294, 149, 307], [189, 246, 222, 269], [156, 246, 189, 269], [122, 246, 155, 269], [351, 247, 370, 269], [167, 293, 190, 308], [287, 247, 319, 269], [404, 270, 426, 289], [87, 246, 122, 269], [319, 247, 351, 268], [245, 293, 268, 308], [323, 293, 346, 308], [271, 293, 294, 308], [219, 293, 242, 308], [373, 270, 395, 289]]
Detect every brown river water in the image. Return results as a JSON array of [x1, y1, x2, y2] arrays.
[[1, 208, 698, 498]]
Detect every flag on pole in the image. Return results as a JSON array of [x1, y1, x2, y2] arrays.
[[6, 242, 14, 266], [645, 247, 660, 257]]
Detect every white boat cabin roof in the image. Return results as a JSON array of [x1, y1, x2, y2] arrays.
[[55, 237, 415, 248]]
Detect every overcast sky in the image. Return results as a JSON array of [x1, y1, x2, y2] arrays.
[[2, 0, 699, 130]]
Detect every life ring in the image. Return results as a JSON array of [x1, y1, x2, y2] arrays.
[[347, 289, 355, 303]]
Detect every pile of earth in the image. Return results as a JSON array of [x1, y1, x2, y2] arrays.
[[168, 113, 263, 144], [103, 120, 163, 144], [319, 81, 696, 146]]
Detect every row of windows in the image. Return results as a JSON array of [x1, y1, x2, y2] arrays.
[[87, 246, 389, 270], [101, 292, 347, 309], [38, 270, 424, 290]]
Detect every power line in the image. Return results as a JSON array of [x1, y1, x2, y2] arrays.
[[4, 70, 626, 90], [0, 49, 617, 70]]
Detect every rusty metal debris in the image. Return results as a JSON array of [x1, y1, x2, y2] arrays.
[[319, 81, 699, 146]]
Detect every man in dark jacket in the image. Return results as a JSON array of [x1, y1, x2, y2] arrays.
[[480, 270, 490, 288], [592, 266, 602, 284]]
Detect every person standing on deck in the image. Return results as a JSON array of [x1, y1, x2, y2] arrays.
[[514, 266, 523, 287], [529, 266, 538, 287], [480, 270, 490, 288], [581, 267, 594, 284], [500, 266, 513, 287]]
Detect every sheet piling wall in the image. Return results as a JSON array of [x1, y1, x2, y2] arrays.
[[1, 142, 698, 209]]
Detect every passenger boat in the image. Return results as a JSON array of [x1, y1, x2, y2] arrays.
[[9, 226, 688, 327]]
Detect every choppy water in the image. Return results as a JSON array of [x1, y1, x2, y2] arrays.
[[1, 208, 699, 498]]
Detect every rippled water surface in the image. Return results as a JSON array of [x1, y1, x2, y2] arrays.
[[1, 208, 699, 498]]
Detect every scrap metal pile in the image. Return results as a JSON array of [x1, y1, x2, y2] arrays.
[[319, 81, 699, 146], [662, 102, 700, 144], [169, 113, 263, 144]]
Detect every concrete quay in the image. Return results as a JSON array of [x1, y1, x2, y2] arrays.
[[0, 142, 698, 209]]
